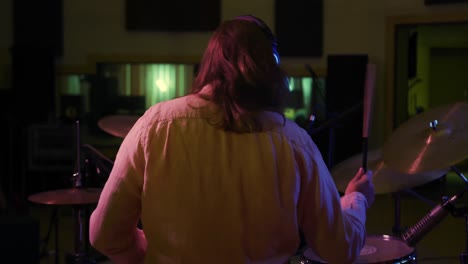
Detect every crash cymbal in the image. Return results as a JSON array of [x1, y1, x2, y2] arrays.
[[28, 188, 102, 205], [383, 102, 468, 174], [332, 149, 448, 194], [98, 114, 140, 138]]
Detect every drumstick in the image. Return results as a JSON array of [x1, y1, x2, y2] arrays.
[[362, 63, 376, 171]]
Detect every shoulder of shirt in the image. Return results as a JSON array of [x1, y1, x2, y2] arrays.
[[276, 117, 319, 154], [135, 95, 319, 154], [140, 94, 208, 123]]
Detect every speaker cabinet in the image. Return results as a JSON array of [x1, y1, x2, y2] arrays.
[[314, 55, 369, 168]]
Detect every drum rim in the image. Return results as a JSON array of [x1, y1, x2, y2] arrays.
[[366, 234, 406, 242]]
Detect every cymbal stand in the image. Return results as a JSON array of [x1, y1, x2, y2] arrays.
[[66, 120, 95, 264], [450, 203, 468, 264], [460, 212, 468, 264], [425, 120, 468, 263], [392, 192, 402, 236], [446, 165, 468, 264], [400, 165, 468, 247], [39, 206, 59, 264], [72, 120, 83, 189], [452, 165, 468, 184]]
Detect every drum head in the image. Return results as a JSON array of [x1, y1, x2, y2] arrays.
[[356, 235, 415, 263]]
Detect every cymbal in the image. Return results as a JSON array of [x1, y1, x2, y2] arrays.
[[383, 102, 468, 174], [28, 188, 102, 205], [332, 149, 448, 194], [98, 115, 140, 138]]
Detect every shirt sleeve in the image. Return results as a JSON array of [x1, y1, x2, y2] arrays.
[[89, 117, 148, 264], [297, 143, 368, 264]]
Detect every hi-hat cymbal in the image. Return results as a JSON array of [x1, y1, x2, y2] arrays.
[[28, 188, 102, 205], [332, 149, 448, 194], [98, 115, 140, 138], [383, 102, 468, 174]]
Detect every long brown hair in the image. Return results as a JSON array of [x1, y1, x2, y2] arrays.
[[192, 15, 290, 132]]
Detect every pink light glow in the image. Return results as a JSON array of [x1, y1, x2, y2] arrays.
[[409, 133, 431, 174]]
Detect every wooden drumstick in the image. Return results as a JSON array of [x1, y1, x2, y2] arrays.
[[362, 63, 376, 171]]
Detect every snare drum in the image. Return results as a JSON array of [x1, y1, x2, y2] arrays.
[[355, 235, 416, 264], [292, 235, 416, 264]]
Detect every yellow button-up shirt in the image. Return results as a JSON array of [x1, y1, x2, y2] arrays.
[[90, 88, 368, 264]]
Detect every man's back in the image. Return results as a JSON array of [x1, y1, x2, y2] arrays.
[[90, 93, 368, 264], [139, 94, 312, 263]]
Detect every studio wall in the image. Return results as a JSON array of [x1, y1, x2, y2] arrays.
[[1, 0, 468, 147]]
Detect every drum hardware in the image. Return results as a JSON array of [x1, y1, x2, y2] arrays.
[[401, 192, 458, 246], [441, 167, 468, 264], [28, 188, 103, 264], [289, 255, 323, 264], [391, 188, 438, 236], [80, 144, 114, 188], [66, 120, 95, 264], [448, 203, 468, 264], [400, 165, 468, 264], [38, 206, 59, 263], [294, 102, 468, 263], [28, 120, 103, 264]]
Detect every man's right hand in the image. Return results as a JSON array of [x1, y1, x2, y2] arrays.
[[344, 167, 375, 207]]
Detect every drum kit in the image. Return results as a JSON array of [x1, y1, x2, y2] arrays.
[[27, 115, 139, 264], [292, 101, 468, 264], [26, 102, 468, 264]]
